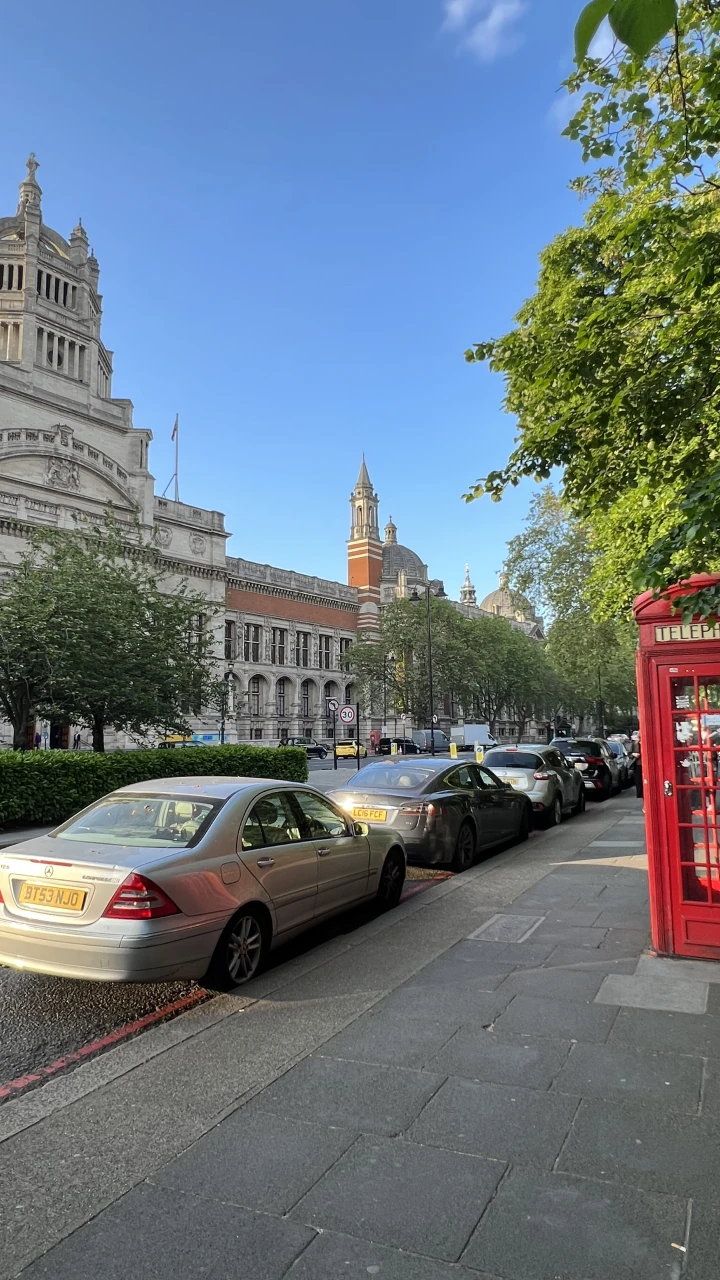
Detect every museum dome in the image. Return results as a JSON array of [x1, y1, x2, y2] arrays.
[[382, 541, 426, 579]]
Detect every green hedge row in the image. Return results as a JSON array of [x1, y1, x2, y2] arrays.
[[0, 745, 308, 827]]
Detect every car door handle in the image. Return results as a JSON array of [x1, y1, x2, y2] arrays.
[[317, 847, 332, 856], [256, 857, 275, 868]]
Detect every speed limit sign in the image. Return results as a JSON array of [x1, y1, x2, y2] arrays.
[[339, 705, 356, 725]]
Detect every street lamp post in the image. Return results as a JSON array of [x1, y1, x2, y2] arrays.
[[410, 584, 446, 756]]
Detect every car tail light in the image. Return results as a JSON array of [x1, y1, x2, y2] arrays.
[[533, 771, 550, 780], [586, 757, 605, 767], [102, 873, 180, 920], [399, 801, 446, 818]]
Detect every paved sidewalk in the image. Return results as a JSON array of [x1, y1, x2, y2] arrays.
[[2, 792, 719, 1279]]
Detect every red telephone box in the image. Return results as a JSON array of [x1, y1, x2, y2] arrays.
[[635, 574, 720, 959]]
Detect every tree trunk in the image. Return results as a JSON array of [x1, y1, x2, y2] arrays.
[[92, 716, 105, 752], [11, 695, 32, 751]]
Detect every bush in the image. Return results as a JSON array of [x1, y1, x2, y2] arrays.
[[0, 745, 308, 827]]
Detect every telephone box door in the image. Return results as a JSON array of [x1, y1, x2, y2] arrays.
[[660, 662, 720, 956]]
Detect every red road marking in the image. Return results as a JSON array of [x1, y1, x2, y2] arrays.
[[0, 989, 207, 1102]]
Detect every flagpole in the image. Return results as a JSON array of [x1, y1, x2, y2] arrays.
[[173, 414, 179, 503]]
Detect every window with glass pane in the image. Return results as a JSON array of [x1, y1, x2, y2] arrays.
[[296, 631, 310, 668], [301, 679, 311, 718], [244, 623, 261, 663], [671, 676, 720, 904], [242, 793, 301, 850], [292, 791, 349, 838], [319, 635, 332, 670], [224, 620, 236, 661], [339, 637, 352, 657], [271, 628, 287, 665], [277, 678, 286, 717], [250, 676, 261, 716]]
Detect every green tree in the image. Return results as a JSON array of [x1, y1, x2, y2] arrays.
[[0, 522, 221, 752], [575, 0, 677, 63], [503, 489, 638, 729]]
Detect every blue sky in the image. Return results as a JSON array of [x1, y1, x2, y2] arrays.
[[2, 0, 590, 603]]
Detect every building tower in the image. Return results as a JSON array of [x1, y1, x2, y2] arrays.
[[0, 155, 115, 404], [347, 456, 382, 633], [460, 564, 477, 606]]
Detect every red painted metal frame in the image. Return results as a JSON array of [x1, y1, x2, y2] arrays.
[[634, 575, 720, 958]]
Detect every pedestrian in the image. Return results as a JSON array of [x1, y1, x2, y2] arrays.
[[631, 736, 643, 804], [33, 731, 41, 750], [72, 732, 81, 750]]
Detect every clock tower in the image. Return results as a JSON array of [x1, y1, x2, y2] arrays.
[[347, 456, 382, 633]]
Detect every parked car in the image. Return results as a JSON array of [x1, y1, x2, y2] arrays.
[[335, 740, 367, 759], [412, 728, 452, 754], [377, 737, 422, 755], [328, 757, 531, 871], [281, 737, 328, 760], [482, 744, 585, 826], [0, 779, 406, 986], [551, 738, 621, 800], [605, 739, 634, 789]]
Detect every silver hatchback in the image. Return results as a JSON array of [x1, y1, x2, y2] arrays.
[[481, 745, 585, 826]]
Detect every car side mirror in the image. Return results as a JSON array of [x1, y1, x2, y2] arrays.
[[353, 821, 369, 837]]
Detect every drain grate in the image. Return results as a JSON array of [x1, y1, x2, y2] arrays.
[[467, 913, 545, 944]]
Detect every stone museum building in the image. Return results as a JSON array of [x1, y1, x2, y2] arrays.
[[0, 157, 541, 748]]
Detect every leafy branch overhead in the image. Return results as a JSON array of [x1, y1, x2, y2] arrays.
[[575, 0, 677, 61]]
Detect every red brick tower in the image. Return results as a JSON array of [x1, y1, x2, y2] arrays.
[[347, 456, 382, 634]]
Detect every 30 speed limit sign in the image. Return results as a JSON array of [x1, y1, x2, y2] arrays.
[[339, 705, 356, 725]]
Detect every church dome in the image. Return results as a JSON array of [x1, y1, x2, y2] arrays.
[[382, 542, 426, 579], [480, 582, 535, 621]]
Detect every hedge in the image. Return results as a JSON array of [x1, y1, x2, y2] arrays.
[[0, 745, 308, 827]]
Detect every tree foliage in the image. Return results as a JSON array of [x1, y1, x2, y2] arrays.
[[504, 489, 638, 728], [466, 3, 720, 617], [0, 521, 221, 751], [575, 0, 677, 63], [347, 597, 559, 738]]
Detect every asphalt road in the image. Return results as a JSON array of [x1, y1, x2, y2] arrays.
[[0, 756, 437, 1098]]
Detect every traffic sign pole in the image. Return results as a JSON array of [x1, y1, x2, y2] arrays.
[[333, 708, 337, 770], [356, 702, 361, 772]]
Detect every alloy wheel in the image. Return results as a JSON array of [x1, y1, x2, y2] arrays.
[[453, 823, 475, 872], [377, 853, 405, 909], [226, 914, 263, 983]]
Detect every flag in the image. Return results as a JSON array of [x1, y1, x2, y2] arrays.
[[171, 414, 178, 441]]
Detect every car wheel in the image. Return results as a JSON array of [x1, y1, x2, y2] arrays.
[[319, 749, 328, 759], [573, 787, 586, 815], [517, 804, 531, 842], [375, 849, 406, 911], [546, 793, 563, 828], [451, 821, 476, 872], [205, 907, 267, 990]]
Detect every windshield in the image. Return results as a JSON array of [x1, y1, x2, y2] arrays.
[[606, 742, 624, 757], [349, 764, 439, 789], [555, 740, 599, 756], [54, 794, 222, 847], [484, 751, 542, 770]]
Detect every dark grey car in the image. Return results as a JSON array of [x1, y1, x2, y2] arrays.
[[328, 758, 532, 872]]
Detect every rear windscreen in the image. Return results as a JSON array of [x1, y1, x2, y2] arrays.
[[483, 751, 542, 770], [349, 764, 438, 789], [556, 740, 598, 755]]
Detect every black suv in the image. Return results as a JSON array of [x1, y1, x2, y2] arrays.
[[282, 737, 328, 760], [376, 736, 421, 755], [551, 737, 620, 800]]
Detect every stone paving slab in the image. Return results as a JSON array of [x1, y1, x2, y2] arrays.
[[460, 1166, 688, 1280], [636, 954, 720, 984], [16, 1183, 315, 1280], [247, 1055, 445, 1136], [596, 972, 709, 1014], [379, 983, 514, 1026], [290, 1135, 505, 1262], [425, 1025, 572, 1088], [317, 1006, 460, 1070], [149, 1109, 359, 1215], [407, 1077, 580, 1168], [494, 963, 610, 1003], [492, 992, 620, 1042], [557, 1095, 720, 1196], [284, 1230, 497, 1279], [551, 1040, 704, 1112], [609, 1004, 720, 1056]]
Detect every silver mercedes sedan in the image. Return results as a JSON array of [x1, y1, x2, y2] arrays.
[[0, 777, 407, 988]]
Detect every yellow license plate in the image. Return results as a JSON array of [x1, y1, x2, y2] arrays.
[[507, 777, 524, 787], [18, 882, 87, 912], [352, 807, 387, 822]]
